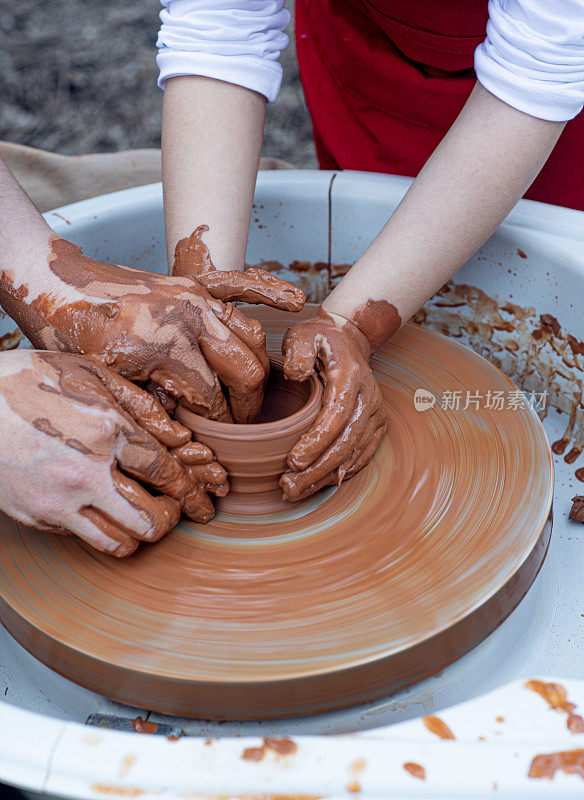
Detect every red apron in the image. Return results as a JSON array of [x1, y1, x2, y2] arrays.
[[295, 0, 584, 211]]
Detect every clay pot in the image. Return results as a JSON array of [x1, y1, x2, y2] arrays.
[[176, 355, 323, 515]]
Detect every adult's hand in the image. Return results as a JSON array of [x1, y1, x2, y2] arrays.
[[0, 350, 228, 556], [0, 235, 303, 424], [280, 308, 387, 502]]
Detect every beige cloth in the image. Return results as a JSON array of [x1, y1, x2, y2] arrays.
[[0, 140, 294, 212]]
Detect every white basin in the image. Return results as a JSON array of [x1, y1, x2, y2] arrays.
[[1, 170, 584, 798]]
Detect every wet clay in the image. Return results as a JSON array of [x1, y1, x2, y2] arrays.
[[422, 715, 456, 740], [403, 762, 426, 780], [177, 355, 322, 514], [347, 298, 402, 352], [525, 680, 584, 734], [552, 438, 569, 455], [0, 311, 553, 719], [529, 749, 584, 780], [280, 307, 387, 501], [569, 496, 584, 523], [131, 716, 158, 735]]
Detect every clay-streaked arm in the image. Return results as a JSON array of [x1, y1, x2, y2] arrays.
[[0, 156, 304, 425], [282, 84, 565, 501], [322, 83, 565, 337], [162, 76, 266, 271]]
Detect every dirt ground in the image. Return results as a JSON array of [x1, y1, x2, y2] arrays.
[[0, 0, 317, 166]]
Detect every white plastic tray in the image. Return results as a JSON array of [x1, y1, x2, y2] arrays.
[[1, 171, 584, 798]]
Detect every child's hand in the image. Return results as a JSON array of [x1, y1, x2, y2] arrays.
[[280, 308, 387, 501]]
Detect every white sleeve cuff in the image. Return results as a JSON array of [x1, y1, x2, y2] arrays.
[[156, 0, 290, 103], [475, 0, 584, 122], [157, 50, 284, 102]]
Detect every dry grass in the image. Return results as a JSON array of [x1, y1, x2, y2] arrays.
[[0, 0, 316, 166]]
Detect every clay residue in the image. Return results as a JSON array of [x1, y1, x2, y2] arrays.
[[257, 260, 329, 303], [241, 737, 297, 762], [91, 786, 144, 798], [119, 754, 136, 778], [346, 757, 366, 794], [529, 749, 584, 780], [413, 281, 584, 485], [349, 298, 402, 351], [525, 680, 584, 733], [0, 328, 24, 351], [403, 762, 426, 780], [422, 715, 456, 740], [131, 716, 158, 735], [570, 496, 584, 522]]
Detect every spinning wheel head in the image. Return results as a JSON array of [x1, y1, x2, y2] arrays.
[[0, 311, 553, 719]]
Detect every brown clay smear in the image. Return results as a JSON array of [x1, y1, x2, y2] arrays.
[[413, 281, 584, 491], [525, 680, 584, 734], [241, 737, 298, 762], [348, 298, 402, 352], [131, 716, 158, 735], [422, 715, 456, 740], [569, 496, 584, 522], [346, 758, 366, 794], [529, 749, 584, 780], [403, 762, 426, 780]]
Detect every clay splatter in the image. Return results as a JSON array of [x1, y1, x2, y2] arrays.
[[403, 762, 426, 780], [529, 749, 584, 780], [423, 715, 456, 740], [131, 716, 158, 735], [525, 680, 584, 734], [241, 737, 298, 762]]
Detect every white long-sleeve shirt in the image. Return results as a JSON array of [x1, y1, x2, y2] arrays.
[[157, 0, 584, 121]]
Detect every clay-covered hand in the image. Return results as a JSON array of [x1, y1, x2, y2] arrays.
[[280, 308, 388, 501], [173, 225, 304, 311], [172, 225, 305, 391], [0, 350, 228, 556], [0, 235, 303, 424]]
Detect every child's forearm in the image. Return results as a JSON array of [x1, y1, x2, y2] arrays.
[[323, 83, 565, 339], [162, 76, 266, 272]]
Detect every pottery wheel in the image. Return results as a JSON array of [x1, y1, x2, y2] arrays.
[[0, 307, 553, 719]]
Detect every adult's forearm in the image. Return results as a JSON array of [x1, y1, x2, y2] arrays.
[[324, 83, 565, 338], [162, 76, 265, 271], [0, 157, 54, 279]]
